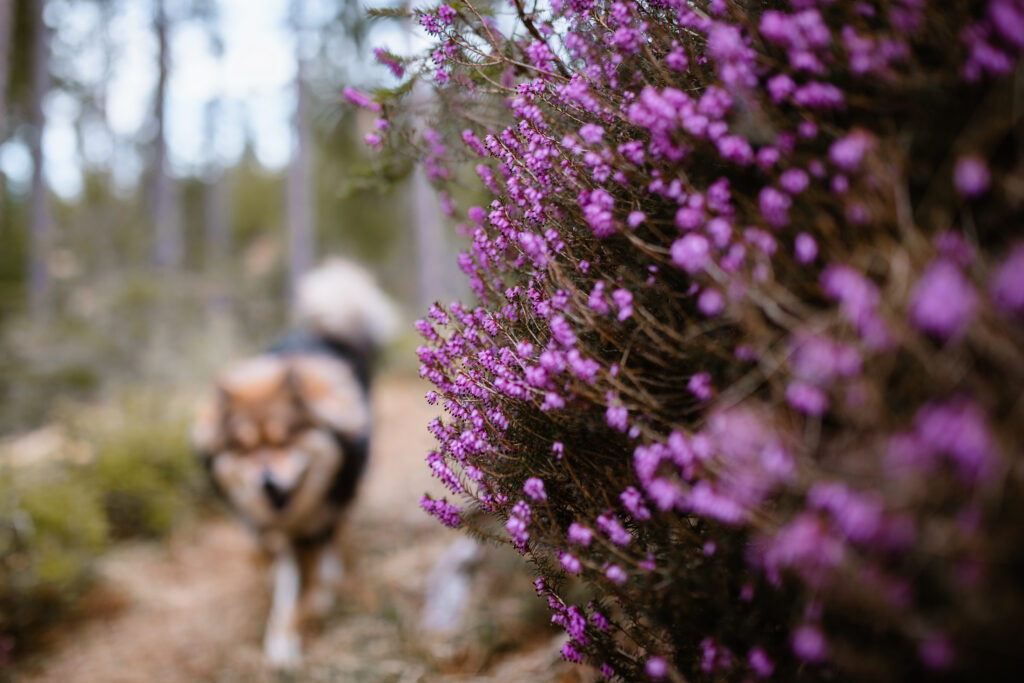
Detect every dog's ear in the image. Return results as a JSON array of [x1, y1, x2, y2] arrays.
[[289, 355, 370, 438]]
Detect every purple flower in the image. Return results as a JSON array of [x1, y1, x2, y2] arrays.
[[374, 47, 404, 79], [767, 73, 795, 102], [792, 624, 828, 662], [420, 495, 461, 528], [606, 401, 629, 432], [437, 4, 456, 25], [759, 186, 792, 227], [620, 486, 652, 520], [795, 233, 818, 264], [645, 478, 682, 511], [550, 315, 577, 347], [919, 634, 954, 671], [688, 372, 713, 401], [686, 481, 748, 524], [568, 522, 593, 546], [915, 397, 997, 482], [588, 281, 610, 314], [954, 155, 990, 198], [612, 288, 634, 321], [523, 477, 547, 501], [990, 0, 1024, 49], [786, 380, 828, 416], [364, 133, 382, 148], [503, 504, 531, 543], [749, 648, 774, 678], [560, 552, 582, 574], [541, 391, 565, 411], [909, 259, 977, 339], [627, 211, 646, 228], [605, 564, 628, 584], [597, 511, 632, 546], [821, 265, 891, 349], [342, 86, 381, 112], [579, 123, 605, 144], [671, 234, 710, 273], [561, 641, 582, 663], [779, 168, 810, 194], [581, 188, 616, 237], [666, 44, 688, 72], [698, 288, 725, 316], [793, 82, 845, 109], [829, 130, 873, 171], [808, 482, 882, 543], [645, 656, 667, 678]]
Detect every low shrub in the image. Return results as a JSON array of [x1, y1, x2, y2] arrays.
[[363, 1, 1024, 679], [0, 468, 108, 654], [72, 391, 200, 539], [0, 387, 202, 657]]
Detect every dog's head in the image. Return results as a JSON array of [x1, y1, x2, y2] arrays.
[[192, 354, 368, 530]]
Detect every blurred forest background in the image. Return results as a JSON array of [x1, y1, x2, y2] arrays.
[[0, 0, 512, 672], [0, 0, 461, 433]]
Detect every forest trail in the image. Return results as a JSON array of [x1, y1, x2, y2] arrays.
[[13, 376, 593, 683]]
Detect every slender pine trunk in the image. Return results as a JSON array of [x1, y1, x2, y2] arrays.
[[152, 0, 179, 269], [28, 0, 52, 320], [286, 0, 314, 304]]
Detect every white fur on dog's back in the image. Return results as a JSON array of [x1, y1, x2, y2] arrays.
[[296, 259, 400, 350]]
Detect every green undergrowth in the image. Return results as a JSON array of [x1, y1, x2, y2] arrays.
[[0, 385, 206, 659]]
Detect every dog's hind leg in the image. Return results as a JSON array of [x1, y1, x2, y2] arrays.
[[264, 546, 303, 667]]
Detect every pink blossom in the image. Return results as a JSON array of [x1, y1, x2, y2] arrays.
[[954, 155, 990, 197], [579, 123, 605, 144], [342, 86, 381, 111], [671, 234, 710, 273], [698, 288, 725, 316], [645, 656, 667, 678], [567, 522, 593, 546], [909, 259, 977, 339], [792, 624, 828, 662], [523, 477, 547, 501], [560, 552, 582, 574], [612, 288, 634, 320], [605, 564, 627, 584]]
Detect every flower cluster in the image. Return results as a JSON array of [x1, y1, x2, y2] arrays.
[[368, 0, 1024, 679]]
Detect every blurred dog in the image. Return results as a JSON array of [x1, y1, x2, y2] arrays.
[[191, 260, 397, 666]]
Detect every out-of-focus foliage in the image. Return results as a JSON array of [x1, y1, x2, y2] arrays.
[[0, 387, 204, 656]]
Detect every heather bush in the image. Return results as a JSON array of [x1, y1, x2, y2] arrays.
[[363, 1, 1024, 679]]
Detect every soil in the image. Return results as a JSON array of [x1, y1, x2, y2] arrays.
[[12, 375, 596, 683]]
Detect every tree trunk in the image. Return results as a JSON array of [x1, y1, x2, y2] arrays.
[[0, 0, 12, 226], [287, 0, 314, 302], [0, 0, 11, 143], [28, 0, 52, 320], [204, 99, 232, 316], [152, 0, 179, 269]]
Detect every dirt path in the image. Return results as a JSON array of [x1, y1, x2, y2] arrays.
[[14, 376, 593, 683]]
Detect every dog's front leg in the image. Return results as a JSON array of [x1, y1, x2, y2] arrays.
[[264, 545, 303, 667]]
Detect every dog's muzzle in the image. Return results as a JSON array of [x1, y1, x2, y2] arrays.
[[262, 473, 291, 511]]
